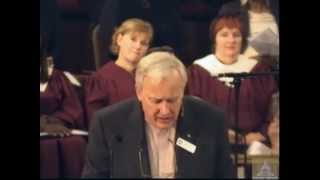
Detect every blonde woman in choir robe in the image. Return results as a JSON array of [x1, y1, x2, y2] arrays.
[[187, 14, 278, 147], [85, 18, 153, 122]]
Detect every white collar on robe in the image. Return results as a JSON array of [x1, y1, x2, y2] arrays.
[[40, 67, 53, 92], [40, 68, 81, 92], [193, 54, 258, 87], [63, 71, 81, 87]]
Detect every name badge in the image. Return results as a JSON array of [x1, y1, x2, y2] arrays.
[[176, 137, 197, 154]]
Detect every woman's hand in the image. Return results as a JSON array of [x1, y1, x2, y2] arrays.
[[245, 132, 266, 145], [40, 115, 71, 137], [42, 123, 71, 137]]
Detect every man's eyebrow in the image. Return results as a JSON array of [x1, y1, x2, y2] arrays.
[[149, 96, 179, 101], [149, 97, 164, 102]]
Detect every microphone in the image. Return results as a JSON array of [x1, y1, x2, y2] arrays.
[[109, 134, 122, 178], [138, 138, 152, 178], [138, 145, 151, 178], [218, 72, 251, 78], [218, 71, 279, 78]]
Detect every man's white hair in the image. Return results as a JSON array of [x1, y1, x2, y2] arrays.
[[135, 51, 187, 91]]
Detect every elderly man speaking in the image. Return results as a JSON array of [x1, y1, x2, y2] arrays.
[[82, 51, 235, 178]]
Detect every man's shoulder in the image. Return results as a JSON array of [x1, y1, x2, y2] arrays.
[[183, 96, 226, 132], [93, 98, 139, 127], [184, 96, 224, 116], [97, 97, 137, 116], [88, 98, 142, 142]]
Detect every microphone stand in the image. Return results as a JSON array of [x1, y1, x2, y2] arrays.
[[218, 71, 278, 178], [230, 75, 248, 178]]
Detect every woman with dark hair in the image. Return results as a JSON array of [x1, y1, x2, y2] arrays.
[[218, 0, 250, 52], [187, 15, 277, 146], [219, 0, 279, 65], [40, 34, 87, 178]]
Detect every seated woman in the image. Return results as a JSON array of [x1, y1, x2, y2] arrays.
[[40, 58, 85, 134], [85, 18, 153, 122], [40, 35, 87, 178], [187, 14, 278, 146]]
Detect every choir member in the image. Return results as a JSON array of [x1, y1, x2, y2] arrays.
[[187, 15, 277, 145], [85, 18, 153, 122]]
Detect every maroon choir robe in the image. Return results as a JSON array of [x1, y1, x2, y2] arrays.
[[85, 61, 136, 124], [40, 138, 60, 178], [187, 54, 277, 138], [40, 136, 87, 178], [40, 69, 85, 129], [40, 69, 87, 178]]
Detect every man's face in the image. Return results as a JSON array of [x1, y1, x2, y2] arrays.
[[136, 70, 184, 129]]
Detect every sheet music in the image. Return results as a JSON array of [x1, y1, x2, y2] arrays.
[[40, 132, 49, 136], [248, 28, 279, 56], [71, 129, 88, 136], [40, 129, 88, 137], [247, 141, 272, 155]]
